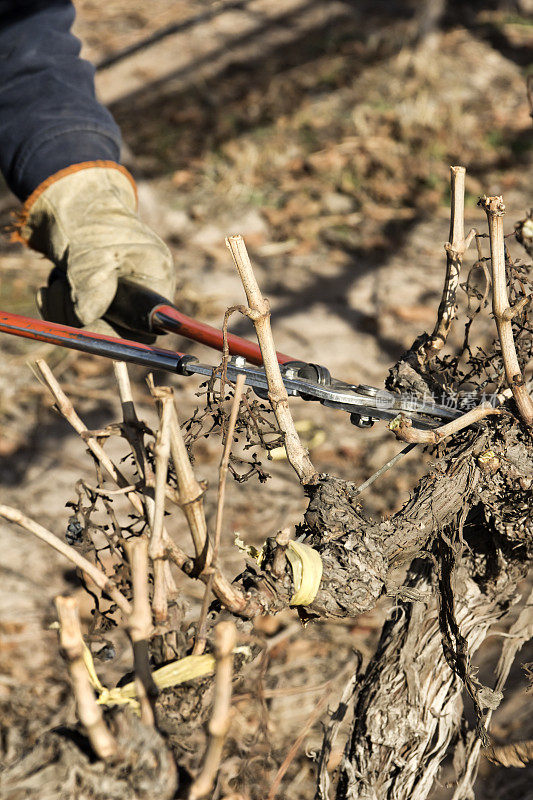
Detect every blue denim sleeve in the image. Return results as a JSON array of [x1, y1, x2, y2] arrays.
[[0, 0, 122, 199]]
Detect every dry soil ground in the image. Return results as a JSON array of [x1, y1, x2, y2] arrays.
[[0, 2, 532, 798]]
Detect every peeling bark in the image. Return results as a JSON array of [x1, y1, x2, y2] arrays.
[[334, 548, 523, 800]]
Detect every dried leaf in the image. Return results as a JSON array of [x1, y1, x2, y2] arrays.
[[286, 540, 323, 606]]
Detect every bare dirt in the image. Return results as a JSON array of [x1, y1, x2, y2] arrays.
[[0, 2, 531, 798]]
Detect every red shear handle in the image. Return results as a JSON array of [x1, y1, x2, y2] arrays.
[[106, 280, 294, 367], [0, 310, 188, 374]]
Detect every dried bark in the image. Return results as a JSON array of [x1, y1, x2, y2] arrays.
[[230, 429, 484, 619], [333, 547, 523, 800], [0, 708, 177, 800]]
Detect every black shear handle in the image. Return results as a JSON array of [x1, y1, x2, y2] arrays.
[[104, 279, 170, 336], [44, 269, 170, 337]]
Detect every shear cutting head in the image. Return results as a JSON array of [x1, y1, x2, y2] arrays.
[[182, 357, 462, 430]]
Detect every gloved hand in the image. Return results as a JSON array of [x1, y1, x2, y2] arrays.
[[17, 162, 176, 338]]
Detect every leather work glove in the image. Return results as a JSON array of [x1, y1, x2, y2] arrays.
[[17, 161, 176, 339]]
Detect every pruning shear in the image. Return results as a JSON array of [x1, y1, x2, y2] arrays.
[[0, 280, 461, 429]]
